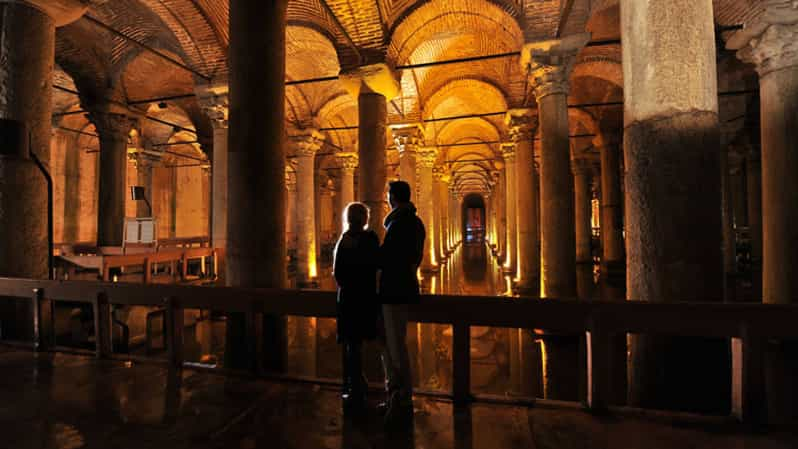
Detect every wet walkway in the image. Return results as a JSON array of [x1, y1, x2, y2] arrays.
[[0, 347, 794, 449]]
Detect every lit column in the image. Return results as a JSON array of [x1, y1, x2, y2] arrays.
[[572, 159, 594, 265], [392, 124, 423, 197], [418, 148, 438, 272], [501, 143, 517, 275], [728, 3, 798, 420], [196, 83, 229, 250], [290, 130, 324, 287], [335, 152, 358, 232], [133, 152, 158, 218], [434, 169, 450, 260], [521, 33, 588, 299], [595, 134, 624, 277], [285, 165, 297, 257], [340, 64, 400, 241], [507, 109, 539, 293], [622, 0, 724, 410], [90, 109, 135, 248]]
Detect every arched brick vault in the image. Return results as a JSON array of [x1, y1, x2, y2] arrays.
[[388, 0, 524, 119], [48, 0, 765, 174], [285, 26, 345, 128]]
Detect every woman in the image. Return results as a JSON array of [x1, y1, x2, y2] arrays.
[[333, 202, 380, 413]]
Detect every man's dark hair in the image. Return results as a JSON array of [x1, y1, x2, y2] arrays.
[[389, 180, 412, 202]]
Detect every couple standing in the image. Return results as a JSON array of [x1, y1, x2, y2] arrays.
[[333, 180, 425, 426]]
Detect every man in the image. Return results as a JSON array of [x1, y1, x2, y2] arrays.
[[379, 180, 425, 426]]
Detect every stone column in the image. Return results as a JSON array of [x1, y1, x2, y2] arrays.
[[285, 166, 297, 256], [572, 159, 593, 265], [196, 83, 229, 250], [341, 64, 400, 240], [335, 152, 358, 232], [90, 110, 135, 248], [492, 168, 506, 259], [622, 0, 725, 411], [728, 3, 798, 421], [227, 0, 289, 372], [418, 148, 438, 271], [0, 0, 87, 279], [133, 152, 158, 217], [434, 169, 449, 261], [291, 130, 323, 287], [507, 109, 539, 293], [522, 33, 588, 299], [501, 143, 517, 275], [746, 146, 762, 293], [595, 135, 624, 276], [392, 124, 423, 197]]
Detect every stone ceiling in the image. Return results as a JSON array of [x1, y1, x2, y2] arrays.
[[51, 0, 762, 194]]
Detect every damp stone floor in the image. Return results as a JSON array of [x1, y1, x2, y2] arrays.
[[0, 346, 795, 449]]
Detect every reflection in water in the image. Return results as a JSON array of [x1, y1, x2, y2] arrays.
[[175, 241, 618, 403]]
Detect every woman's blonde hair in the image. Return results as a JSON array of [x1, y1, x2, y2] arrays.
[[344, 202, 369, 231]]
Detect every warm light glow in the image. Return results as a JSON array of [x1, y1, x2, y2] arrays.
[[539, 340, 548, 396], [431, 275, 437, 294], [308, 240, 317, 279]]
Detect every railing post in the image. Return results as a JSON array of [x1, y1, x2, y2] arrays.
[[733, 322, 766, 426], [164, 297, 184, 369], [144, 257, 152, 284], [586, 324, 612, 412], [93, 293, 112, 358], [452, 322, 471, 405], [247, 299, 264, 376], [181, 252, 189, 280], [32, 288, 54, 352]]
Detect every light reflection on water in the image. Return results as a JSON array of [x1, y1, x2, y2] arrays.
[[177, 242, 604, 401]]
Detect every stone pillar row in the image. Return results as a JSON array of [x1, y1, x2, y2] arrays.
[[728, 1, 798, 421]]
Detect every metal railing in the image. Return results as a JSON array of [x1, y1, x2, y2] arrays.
[[0, 277, 796, 424]]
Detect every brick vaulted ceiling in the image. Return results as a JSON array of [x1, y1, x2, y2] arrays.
[[51, 0, 762, 193]]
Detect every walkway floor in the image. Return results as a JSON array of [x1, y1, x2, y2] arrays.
[[0, 347, 795, 449]]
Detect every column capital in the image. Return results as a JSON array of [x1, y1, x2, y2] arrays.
[[88, 111, 136, 140], [131, 150, 161, 169], [196, 82, 229, 130], [418, 148, 438, 168], [391, 123, 425, 154], [433, 166, 450, 182], [289, 129, 325, 157], [500, 142, 516, 161], [505, 108, 537, 142], [339, 63, 401, 100], [10, 0, 97, 27], [520, 32, 591, 100], [335, 151, 359, 172], [727, 2, 798, 76], [592, 133, 621, 151], [571, 157, 596, 176]]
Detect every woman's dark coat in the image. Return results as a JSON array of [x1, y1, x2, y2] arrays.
[[333, 229, 380, 342], [379, 203, 426, 304]]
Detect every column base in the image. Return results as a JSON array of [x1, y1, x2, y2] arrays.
[[513, 280, 540, 297], [297, 279, 319, 289], [421, 265, 440, 274]]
